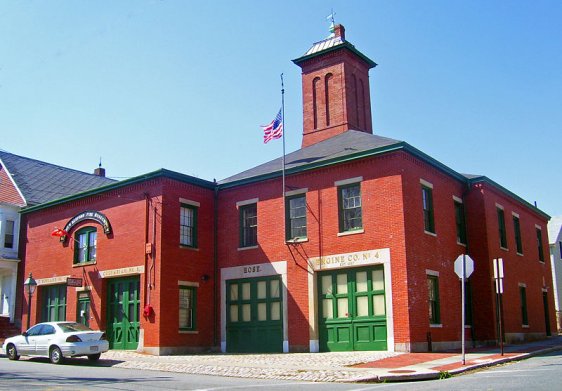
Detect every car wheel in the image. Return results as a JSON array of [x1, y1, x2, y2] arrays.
[[49, 346, 64, 365], [6, 344, 20, 361], [87, 353, 101, 361]]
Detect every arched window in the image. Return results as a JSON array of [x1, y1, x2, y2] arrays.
[[360, 79, 366, 129], [74, 226, 97, 264], [352, 74, 359, 127], [312, 77, 320, 129], [325, 73, 333, 126]]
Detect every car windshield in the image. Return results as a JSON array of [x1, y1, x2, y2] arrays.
[[58, 322, 93, 333]]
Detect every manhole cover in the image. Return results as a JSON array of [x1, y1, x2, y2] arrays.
[[388, 370, 416, 374]]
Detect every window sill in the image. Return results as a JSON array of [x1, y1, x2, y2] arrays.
[[500, 246, 509, 251], [286, 238, 309, 244], [424, 230, 437, 237], [337, 229, 364, 237], [179, 245, 199, 251], [237, 245, 258, 251], [522, 324, 529, 328], [457, 241, 467, 247], [73, 261, 97, 268], [430, 323, 442, 328], [179, 330, 199, 334], [516, 252, 524, 257]]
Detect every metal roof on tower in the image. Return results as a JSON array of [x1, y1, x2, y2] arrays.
[[292, 24, 377, 68]]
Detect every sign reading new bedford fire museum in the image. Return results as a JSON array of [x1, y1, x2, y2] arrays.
[[309, 248, 390, 271]]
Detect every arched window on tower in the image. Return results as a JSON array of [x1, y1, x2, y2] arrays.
[[352, 74, 359, 128], [313, 77, 320, 129], [360, 79, 366, 129], [325, 73, 333, 126]]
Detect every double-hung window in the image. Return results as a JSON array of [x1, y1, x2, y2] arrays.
[[286, 193, 307, 240], [180, 203, 198, 248], [519, 285, 528, 326], [179, 285, 197, 331], [427, 274, 440, 324], [338, 183, 362, 233], [497, 207, 507, 249], [239, 203, 257, 248], [513, 214, 523, 254], [421, 181, 435, 234], [536, 227, 544, 262], [4, 220, 14, 248], [454, 199, 466, 244], [74, 227, 97, 264]]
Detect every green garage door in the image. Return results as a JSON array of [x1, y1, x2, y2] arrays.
[[318, 266, 387, 351], [107, 276, 140, 350], [226, 276, 283, 353]]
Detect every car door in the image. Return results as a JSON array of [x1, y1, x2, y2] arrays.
[[18, 324, 43, 355], [35, 324, 56, 356]]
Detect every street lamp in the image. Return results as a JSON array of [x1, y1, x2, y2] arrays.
[[23, 273, 37, 330]]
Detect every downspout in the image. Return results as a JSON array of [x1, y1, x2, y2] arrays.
[[213, 180, 219, 348], [144, 193, 150, 307], [151, 198, 157, 301]]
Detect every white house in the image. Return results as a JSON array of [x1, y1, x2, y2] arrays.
[[548, 215, 562, 332]]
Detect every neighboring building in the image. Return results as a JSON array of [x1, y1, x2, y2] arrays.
[[19, 25, 557, 355], [548, 216, 562, 332], [0, 150, 114, 329]]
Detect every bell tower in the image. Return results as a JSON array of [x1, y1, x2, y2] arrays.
[[293, 25, 377, 148]]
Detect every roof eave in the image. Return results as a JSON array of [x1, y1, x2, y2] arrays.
[[21, 169, 216, 214], [467, 176, 550, 220], [292, 42, 377, 68]]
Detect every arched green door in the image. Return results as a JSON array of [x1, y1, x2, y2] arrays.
[[107, 276, 140, 350]]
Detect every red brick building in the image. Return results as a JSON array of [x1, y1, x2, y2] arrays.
[[19, 25, 555, 354]]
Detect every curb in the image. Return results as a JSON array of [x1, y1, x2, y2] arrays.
[[346, 344, 562, 383]]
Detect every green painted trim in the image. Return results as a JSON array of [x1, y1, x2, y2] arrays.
[[467, 176, 550, 220], [219, 142, 467, 189], [292, 41, 377, 68], [21, 169, 215, 214]]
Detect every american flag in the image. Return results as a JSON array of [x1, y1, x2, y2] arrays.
[[261, 108, 283, 144]]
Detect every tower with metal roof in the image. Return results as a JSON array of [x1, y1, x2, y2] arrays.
[[293, 24, 377, 148]]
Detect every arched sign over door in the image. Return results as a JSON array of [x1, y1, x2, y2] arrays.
[[56, 211, 112, 242]]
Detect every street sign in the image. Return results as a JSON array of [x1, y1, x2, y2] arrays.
[[493, 258, 504, 279], [454, 254, 474, 365], [66, 277, 83, 287], [454, 254, 474, 279]]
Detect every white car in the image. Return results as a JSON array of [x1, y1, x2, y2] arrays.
[[2, 321, 109, 364]]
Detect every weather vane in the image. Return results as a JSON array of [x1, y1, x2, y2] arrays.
[[327, 9, 336, 37]]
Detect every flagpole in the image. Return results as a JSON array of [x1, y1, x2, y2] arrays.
[[281, 73, 286, 239]]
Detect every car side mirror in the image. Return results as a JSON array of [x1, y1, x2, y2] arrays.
[[22, 331, 28, 337]]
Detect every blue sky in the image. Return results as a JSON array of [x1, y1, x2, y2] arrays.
[[1, 1, 561, 216]]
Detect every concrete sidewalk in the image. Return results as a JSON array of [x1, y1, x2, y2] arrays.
[[2, 336, 561, 382], [98, 335, 562, 383]]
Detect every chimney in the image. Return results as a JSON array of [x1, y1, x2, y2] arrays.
[[334, 24, 345, 40], [94, 167, 105, 177]]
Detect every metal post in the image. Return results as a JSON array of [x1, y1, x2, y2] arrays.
[[26, 295, 32, 330], [461, 254, 466, 365]]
